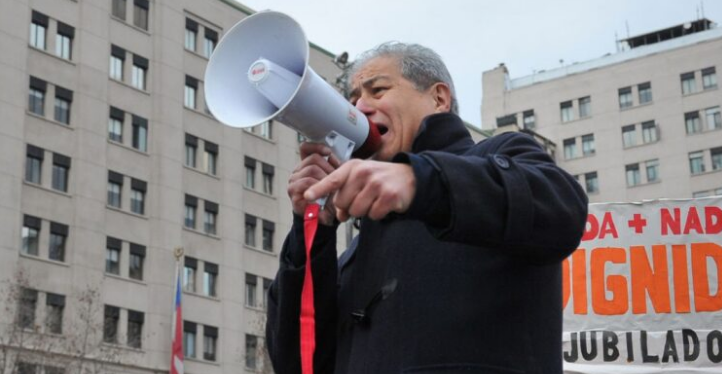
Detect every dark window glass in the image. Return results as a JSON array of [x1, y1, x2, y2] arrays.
[[49, 232, 66, 262], [103, 305, 119, 343]]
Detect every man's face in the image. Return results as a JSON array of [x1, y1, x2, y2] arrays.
[[349, 57, 441, 161]]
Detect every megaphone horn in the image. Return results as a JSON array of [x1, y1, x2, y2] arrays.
[[204, 11, 381, 161]]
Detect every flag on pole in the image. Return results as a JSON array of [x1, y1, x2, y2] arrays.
[[170, 259, 184, 374]]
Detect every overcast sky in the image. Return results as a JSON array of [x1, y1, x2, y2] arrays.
[[236, 0, 721, 128]]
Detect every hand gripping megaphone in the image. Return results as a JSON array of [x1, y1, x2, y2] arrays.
[[204, 11, 381, 163]]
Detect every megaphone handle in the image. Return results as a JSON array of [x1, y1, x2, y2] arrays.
[[313, 131, 355, 209]]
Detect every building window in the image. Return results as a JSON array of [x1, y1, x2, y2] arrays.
[[106, 237, 121, 275], [25, 145, 43, 184], [204, 142, 218, 175], [184, 257, 197, 292], [15, 362, 39, 374], [245, 214, 256, 247], [245, 157, 256, 189], [29, 11, 48, 50], [22, 215, 41, 256], [133, 0, 149, 30], [641, 121, 658, 144], [130, 179, 146, 215], [45, 293, 65, 334], [132, 115, 148, 152], [560, 101, 573, 123], [263, 278, 272, 310], [55, 22, 74, 60], [185, 195, 197, 229], [204, 201, 218, 235], [185, 134, 197, 167], [203, 262, 218, 297], [563, 138, 576, 160], [681, 72, 696, 95], [712, 147, 722, 171], [262, 163, 274, 194], [702, 67, 717, 90], [689, 151, 705, 174], [48, 223, 67, 262], [17, 288, 38, 329], [581, 134, 595, 156], [54, 87, 72, 124], [260, 120, 273, 139], [103, 305, 120, 343], [578, 96, 591, 118], [184, 322, 197, 358], [245, 334, 258, 369], [245, 274, 257, 307], [638, 82, 652, 104], [685, 111, 702, 134], [184, 19, 197, 51], [51, 154, 70, 192], [110, 45, 125, 81], [127, 310, 144, 349], [131, 56, 148, 90], [203, 327, 218, 361], [517, 110, 534, 130], [203, 29, 217, 58], [646, 159, 659, 183], [585, 172, 599, 194], [625, 164, 641, 187], [109, 107, 124, 142], [618, 87, 632, 109], [29, 77, 46, 116], [112, 0, 127, 20], [705, 106, 721, 130], [46, 365, 69, 374], [129, 244, 145, 281], [185, 76, 198, 109], [107, 171, 123, 208], [262, 220, 274, 252], [622, 125, 637, 148]]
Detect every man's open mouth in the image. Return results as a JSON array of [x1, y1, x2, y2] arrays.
[[377, 124, 389, 135]]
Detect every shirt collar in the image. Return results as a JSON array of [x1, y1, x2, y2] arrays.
[[410, 112, 474, 154]]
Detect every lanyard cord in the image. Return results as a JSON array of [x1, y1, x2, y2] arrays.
[[300, 203, 321, 374]]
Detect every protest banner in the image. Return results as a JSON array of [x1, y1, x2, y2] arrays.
[[563, 197, 722, 373]]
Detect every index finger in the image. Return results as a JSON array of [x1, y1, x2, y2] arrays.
[[304, 163, 352, 201], [299, 142, 331, 159]]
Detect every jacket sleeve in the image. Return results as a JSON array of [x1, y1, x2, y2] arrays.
[[266, 214, 339, 374], [398, 131, 588, 263]]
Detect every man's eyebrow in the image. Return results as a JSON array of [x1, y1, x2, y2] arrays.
[[350, 75, 391, 100]]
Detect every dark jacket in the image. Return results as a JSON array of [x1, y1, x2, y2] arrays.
[[267, 113, 588, 374]]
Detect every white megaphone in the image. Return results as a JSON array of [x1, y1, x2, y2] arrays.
[[204, 11, 381, 164]]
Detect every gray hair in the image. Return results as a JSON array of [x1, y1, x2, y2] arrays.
[[348, 42, 458, 114]]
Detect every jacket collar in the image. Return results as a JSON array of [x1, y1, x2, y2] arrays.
[[410, 112, 474, 154]]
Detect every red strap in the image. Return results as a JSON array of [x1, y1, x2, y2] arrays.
[[300, 203, 321, 374]]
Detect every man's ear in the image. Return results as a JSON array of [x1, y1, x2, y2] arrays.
[[430, 82, 452, 113]]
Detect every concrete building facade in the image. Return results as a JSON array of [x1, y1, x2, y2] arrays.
[[482, 20, 722, 203], [0, 0, 344, 373]]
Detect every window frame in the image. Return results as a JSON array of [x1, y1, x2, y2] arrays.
[[689, 151, 705, 174], [645, 159, 660, 183], [581, 134, 595, 156], [681, 72, 697, 95], [618, 87, 633, 109], [578, 96, 591, 118], [103, 305, 120, 344], [29, 20, 47, 50]]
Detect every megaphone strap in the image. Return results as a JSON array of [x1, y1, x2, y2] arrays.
[[300, 203, 321, 374]]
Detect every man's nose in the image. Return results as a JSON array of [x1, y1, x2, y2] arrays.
[[355, 97, 375, 115]]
